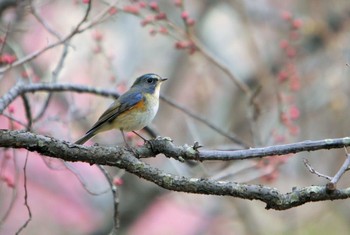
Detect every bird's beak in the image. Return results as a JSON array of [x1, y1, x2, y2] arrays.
[[160, 77, 168, 82]]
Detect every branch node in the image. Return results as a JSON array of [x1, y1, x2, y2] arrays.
[[177, 156, 185, 162], [145, 140, 156, 154], [326, 182, 337, 192], [192, 141, 202, 151]]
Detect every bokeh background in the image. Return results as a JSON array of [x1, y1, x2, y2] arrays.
[[1, 0, 350, 234]]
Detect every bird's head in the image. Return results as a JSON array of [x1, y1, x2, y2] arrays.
[[131, 73, 167, 96]]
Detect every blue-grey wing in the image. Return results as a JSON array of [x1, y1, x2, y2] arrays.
[[85, 91, 143, 135]]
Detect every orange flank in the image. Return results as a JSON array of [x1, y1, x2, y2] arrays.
[[128, 98, 147, 112]]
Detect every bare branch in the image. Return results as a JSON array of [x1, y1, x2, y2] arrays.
[[15, 152, 32, 235], [331, 154, 350, 185], [0, 23, 11, 55], [20, 94, 32, 131], [1, 113, 27, 127], [0, 81, 25, 114], [63, 162, 110, 196], [33, 43, 70, 122], [190, 36, 251, 94], [2, 130, 350, 210], [197, 138, 350, 160], [303, 159, 332, 181], [30, 1, 62, 39], [96, 165, 119, 234], [303, 152, 350, 192], [0, 83, 117, 114], [0, 150, 18, 228]]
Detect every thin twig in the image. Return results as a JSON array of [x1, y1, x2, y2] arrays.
[[0, 23, 11, 55], [96, 165, 119, 234], [0, 118, 20, 228], [33, 93, 52, 122], [304, 152, 350, 191], [190, 36, 251, 94], [0, 151, 18, 228], [64, 162, 110, 196], [30, 0, 62, 39], [20, 95, 32, 131], [33, 43, 70, 122], [1, 113, 27, 127], [15, 152, 32, 235], [303, 159, 332, 181], [51, 43, 69, 82], [161, 95, 249, 147]]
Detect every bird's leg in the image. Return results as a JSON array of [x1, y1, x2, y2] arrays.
[[133, 131, 156, 153], [132, 131, 148, 142], [121, 129, 129, 147], [121, 130, 139, 157]]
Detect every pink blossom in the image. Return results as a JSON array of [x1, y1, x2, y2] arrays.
[[123, 5, 140, 14]]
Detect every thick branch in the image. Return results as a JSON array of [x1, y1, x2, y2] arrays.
[[1, 130, 350, 210]]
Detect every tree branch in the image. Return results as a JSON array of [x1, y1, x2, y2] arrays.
[[1, 129, 350, 210], [198, 138, 350, 160], [0, 83, 117, 114]]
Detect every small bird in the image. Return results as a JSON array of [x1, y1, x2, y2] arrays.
[[75, 73, 167, 145]]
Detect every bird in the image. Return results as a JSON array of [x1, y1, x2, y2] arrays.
[[75, 73, 167, 145]]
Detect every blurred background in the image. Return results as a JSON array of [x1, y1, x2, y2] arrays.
[[1, 0, 350, 234]]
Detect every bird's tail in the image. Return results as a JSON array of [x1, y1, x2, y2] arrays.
[[75, 132, 95, 145]]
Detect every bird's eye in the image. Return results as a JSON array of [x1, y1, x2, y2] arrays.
[[147, 78, 154, 83]]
